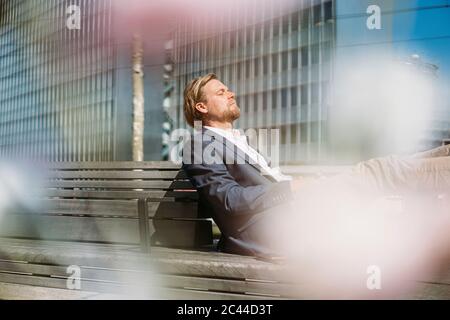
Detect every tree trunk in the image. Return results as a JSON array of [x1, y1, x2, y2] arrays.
[[132, 34, 144, 161]]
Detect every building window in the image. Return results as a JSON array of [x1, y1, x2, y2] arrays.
[[300, 124, 307, 143], [301, 84, 308, 105], [301, 47, 308, 67], [254, 58, 260, 77], [282, 52, 288, 70], [206, 39, 212, 57], [264, 22, 271, 39], [322, 41, 332, 62], [272, 53, 278, 73], [246, 26, 253, 45], [311, 83, 319, 103], [271, 90, 278, 109], [312, 44, 319, 64], [311, 122, 319, 142], [301, 8, 310, 29], [291, 124, 298, 143], [281, 126, 286, 144], [322, 81, 329, 104], [246, 60, 251, 78], [230, 31, 236, 49], [313, 4, 322, 25], [281, 88, 287, 108], [292, 49, 298, 69], [291, 87, 297, 106], [291, 11, 299, 32], [255, 24, 262, 42], [222, 33, 229, 51], [324, 1, 333, 21], [282, 15, 289, 34], [254, 94, 259, 112], [237, 62, 242, 80], [263, 91, 268, 110], [238, 30, 245, 47], [263, 55, 269, 75], [273, 18, 280, 37]]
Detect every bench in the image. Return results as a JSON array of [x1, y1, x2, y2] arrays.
[[0, 161, 212, 252], [0, 161, 297, 299], [0, 162, 448, 299]]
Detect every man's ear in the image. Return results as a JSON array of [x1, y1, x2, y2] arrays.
[[195, 102, 208, 115]]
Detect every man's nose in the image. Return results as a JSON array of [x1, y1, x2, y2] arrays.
[[227, 91, 235, 99]]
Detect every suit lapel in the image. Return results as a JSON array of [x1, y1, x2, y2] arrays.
[[201, 127, 277, 183]]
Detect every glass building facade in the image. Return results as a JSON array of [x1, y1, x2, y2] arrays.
[[0, 0, 166, 161], [0, 0, 116, 161], [168, 0, 450, 164], [1, 0, 448, 163], [169, 0, 335, 164]]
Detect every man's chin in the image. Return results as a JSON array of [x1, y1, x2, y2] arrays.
[[231, 110, 240, 121], [225, 106, 240, 122], [231, 105, 241, 119]]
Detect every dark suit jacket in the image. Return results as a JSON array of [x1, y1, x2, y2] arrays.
[[182, 127, 293, 256]]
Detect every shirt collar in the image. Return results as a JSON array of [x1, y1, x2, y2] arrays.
[[204, 126, 242, 139]]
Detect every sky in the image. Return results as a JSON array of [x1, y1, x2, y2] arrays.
[[391, 0, 450, 81], [331, 0, 450, 158], [336, 0, 450, 81]]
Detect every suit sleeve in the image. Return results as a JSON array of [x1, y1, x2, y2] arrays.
[[182, 162, 293, 216]]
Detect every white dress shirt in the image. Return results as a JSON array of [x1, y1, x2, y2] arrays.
[[204, 126, 292, 182]]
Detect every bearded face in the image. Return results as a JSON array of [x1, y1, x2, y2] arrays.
[[199, 79, 240, 124]]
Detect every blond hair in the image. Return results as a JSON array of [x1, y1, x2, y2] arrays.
[[183, 73, 217, 127]]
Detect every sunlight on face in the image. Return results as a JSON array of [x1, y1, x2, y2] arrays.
[[202, 79, 240, 123]]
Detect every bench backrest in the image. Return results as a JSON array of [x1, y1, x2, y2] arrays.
[[0, 162, 212, 252]]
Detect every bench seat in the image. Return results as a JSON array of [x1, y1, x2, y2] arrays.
[[0, 237, 297, 299], [1, 238, 449, 299]]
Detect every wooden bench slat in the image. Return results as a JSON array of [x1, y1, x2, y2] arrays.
[[0, 239, 284, 281], [0, 282, 120, 300], [0, 273, 130, 297], [157, 287, 280, 300], [46, 170, 187, 180], [0, 214, 141, 244], [0, 238, 265, 267], [0, 274, 276, 300], [0, 261, 297, 297], [44, 180, 194, 189], [43, 189, 198, 200], [2, 272, 448, 300], [3, 238, 450, 298], [0, 238, 257, 266], [20, 199, 201, 219], [45, 162, 181, 170], [31, 199, 138, 217], [0, 238, 142, 255], [0, 215, 212, 247]]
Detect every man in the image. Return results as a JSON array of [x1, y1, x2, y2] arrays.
[[182, 73, 450, 257], [181, 73, 306, 256]]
